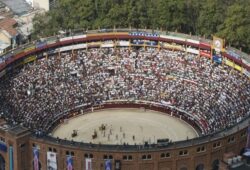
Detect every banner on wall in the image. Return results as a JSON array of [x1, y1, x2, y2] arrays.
[[85, 158, 92, 170], [105, 159, 112, 170], [33, 148, 40, 170], [212, 55, 222, 64], [246, 126, 250, 149], [212, 36, 224, 52], [0, 142, 7, 152], [9, 146, 13, 170], [114, 160, 121, 170], [47, 152, 57, 170], [66, 155, 73, 170], [200, 51, 211, 58]]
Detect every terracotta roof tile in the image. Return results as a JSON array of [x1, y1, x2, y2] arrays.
[[0, 18, 18, 36]]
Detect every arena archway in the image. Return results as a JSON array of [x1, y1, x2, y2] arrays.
[[179, 167, 188, 170], [196, 164, 204, 170], [0, 154, 5, 170], [240, 147, 245, 155], [212, 159, 219, 170]]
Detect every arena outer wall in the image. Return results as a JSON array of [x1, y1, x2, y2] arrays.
[[0, 29, 249, 170]]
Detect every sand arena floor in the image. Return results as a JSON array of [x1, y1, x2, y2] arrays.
[[52, 108, 198, 145]]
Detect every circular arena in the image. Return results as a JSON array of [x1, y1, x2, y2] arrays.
[[0, 29, 249, 170], [52, 108, 198, 145]]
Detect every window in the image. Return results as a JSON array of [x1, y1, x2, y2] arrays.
[[142, 155, 147, 160], [213, 142, 221, 149], [123, 155, 133, 161], [49, 147, 52, 152], [85, 153, 93, 159], [197, 146, 206, 153], [228, 136, 235, 143], [53, 148, 57, 153], [103, 155, 112, 160], [20, 144, 26, 148], [160, 153, 171, 159], [142, 154, 152, 160], [241, 131, 247, 137], [160, 153, 165, 158], [65, 151, 74, 156], [32, 143, 40, 149], [90, 154, 93, 158], [179, 150, 188, 156], [0, 137, 5, 142]]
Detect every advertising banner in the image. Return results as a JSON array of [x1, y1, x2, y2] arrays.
[[0, 142, 7, 152], [85, 158, 92, 170], [47, 152, 57, 170], [66, 155, 73, 170], [105, 159, 112, 170], [212, 55, 222, 64], [9, 146, 13, 170], [33, 148, 39, 170], [226, 49, 241, 60], [234, 64, 242, 72], [200, 51, 211, 58], [212, 36, 224, 52], [225, 59, 234, 68], [114, 160, 121, 170], [246, 126, 250, 149], [36, 41, 47, 49]]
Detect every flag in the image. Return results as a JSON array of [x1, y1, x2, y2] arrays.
[[105, 159, 112, 170], [212, 36, 224, 52], [47, 152, 57, 170], [85, 158, 92, 170], [114, 160, 121, 170], [246, 126, 250, 149], [33, 148, 39, 170], [66, 155, 73, 170]]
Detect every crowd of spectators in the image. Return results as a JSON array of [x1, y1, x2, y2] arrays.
[[0, 47, 249, 135]]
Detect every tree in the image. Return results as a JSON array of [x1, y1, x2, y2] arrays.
[[217, 2, 250, 52], [30, 0, 250, 53]]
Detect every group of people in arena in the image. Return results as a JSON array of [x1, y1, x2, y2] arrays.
[[0, 47, 249, 136]]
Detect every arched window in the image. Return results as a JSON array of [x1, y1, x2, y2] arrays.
[[196, 164, 204, 170], [0, 154, 5, 170]]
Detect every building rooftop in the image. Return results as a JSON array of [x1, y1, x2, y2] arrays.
[[0, 40, 10, 51], [0, 17, 18, 37], [8, 125, 30, 136], [0, 0, 32, 16]]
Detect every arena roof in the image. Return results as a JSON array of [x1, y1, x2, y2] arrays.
[[8, 125, 30, 136], [0, 0, 32, 16]]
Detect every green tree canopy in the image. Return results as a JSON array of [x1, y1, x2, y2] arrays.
[[32, 0, 250, 53]]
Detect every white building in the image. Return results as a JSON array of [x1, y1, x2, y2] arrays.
[[32, 0, 56, 11]]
